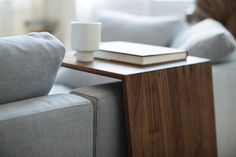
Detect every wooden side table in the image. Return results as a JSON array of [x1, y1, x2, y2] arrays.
[[62, 53, 217, 157]]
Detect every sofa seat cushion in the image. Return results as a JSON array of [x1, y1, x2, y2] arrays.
[[0, 32, 65, 104]]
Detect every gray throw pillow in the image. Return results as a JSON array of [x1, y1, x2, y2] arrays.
[[98, 11, 183, 46], [171, 19, 236, 62], [0, 32, 65, 104]]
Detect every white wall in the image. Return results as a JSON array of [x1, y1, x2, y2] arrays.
[[0, 1, 14, 36], [0, 0, 32, 36], [44, 0, 76, 45], [0, 0, 76, 47]]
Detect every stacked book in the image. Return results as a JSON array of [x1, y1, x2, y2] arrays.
[[95, 41, 188, 65]]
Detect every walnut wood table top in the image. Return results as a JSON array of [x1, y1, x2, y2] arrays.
[[62, 52, 217, 157], [63, 52, 209, 79]]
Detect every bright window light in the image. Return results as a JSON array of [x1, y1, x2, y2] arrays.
[[155, 0, 193, 1]]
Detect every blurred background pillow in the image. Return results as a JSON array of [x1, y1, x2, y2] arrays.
[[171, 19, 236, 62], [98, 11, 183, 46], [186, 0, 236, 39]]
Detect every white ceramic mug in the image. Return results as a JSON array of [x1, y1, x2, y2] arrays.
[[71, 22, 101, 62]]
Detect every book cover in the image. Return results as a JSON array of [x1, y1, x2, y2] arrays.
[[95, 41, 188, 65]]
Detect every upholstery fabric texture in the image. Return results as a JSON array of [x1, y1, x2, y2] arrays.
[[171, 19, 236, 62], [98, 11, 183, 46], [0, 32, 65, 104], [71, 82, 128, 157], [0, 94, 94, 157]]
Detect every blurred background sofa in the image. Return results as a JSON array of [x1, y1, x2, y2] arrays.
[[186, 0, 236, 39]]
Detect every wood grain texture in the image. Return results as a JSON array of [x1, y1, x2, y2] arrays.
[[62, 54, 217, 157], [123, 62, 217, 157]]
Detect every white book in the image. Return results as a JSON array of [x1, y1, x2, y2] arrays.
[[95, 41, 188, 65]]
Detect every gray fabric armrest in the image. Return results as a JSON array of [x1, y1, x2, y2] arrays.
[[71, 82, 128, 157], [0, 94, 93, 157]]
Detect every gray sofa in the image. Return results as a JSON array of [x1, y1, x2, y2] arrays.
[[0, 32, 127, 157], [0, 83, 127, 157]]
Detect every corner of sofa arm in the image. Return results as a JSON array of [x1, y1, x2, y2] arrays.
[[0, 94, 94, 157], [0, 94, 92, 121], [70, 81, 123, 102], [70, 81, 128, 157]]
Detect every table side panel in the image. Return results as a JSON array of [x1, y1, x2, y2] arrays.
[[123, 62, 217, 157]]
